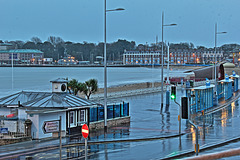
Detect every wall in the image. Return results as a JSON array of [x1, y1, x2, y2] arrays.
[[18, 108, 27, 120], [38, 112, 66, 139], [27, 114, 39, 139], [89, 116, 130, 130]]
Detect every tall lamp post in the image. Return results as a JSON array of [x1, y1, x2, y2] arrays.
[[161, 12, 177, 112], [214, 23, 226, 106], [104, 0, 124, 131]]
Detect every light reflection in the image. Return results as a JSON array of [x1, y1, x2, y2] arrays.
[[190, 126, 196, 145], [231, 102, 235, 117], [221, 108, 228, 127]]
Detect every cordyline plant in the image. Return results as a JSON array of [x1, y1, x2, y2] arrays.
[[67, 78, 98, 99]]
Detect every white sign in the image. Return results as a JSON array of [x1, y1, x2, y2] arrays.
[[42, 120, 59, 134]]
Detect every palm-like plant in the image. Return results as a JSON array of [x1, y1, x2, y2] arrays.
[[84, 79, 98, 99], [67, 79, 79, 95]]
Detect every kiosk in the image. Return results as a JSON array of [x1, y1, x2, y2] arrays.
[[186, 79, 214, 113], [218, 74, 233, 100], [229, 71, 239, 92]]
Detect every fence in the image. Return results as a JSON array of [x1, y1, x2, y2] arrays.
[[0, 119, 27, 139], [89, 102, 130, 122]]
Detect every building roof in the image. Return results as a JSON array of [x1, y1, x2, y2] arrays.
[[190, 84, 215, 90], [0, 91, 98, 108], [0, 43, 13, 46], [50, 78, 68, 83], [219, 79, 233, 83], [0, 49, 43, 54]]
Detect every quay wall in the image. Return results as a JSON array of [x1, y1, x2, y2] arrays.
[[89, 116, 130, 130]]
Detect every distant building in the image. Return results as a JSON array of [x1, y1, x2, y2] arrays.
[[58, 55, 77, 65], [123, 49, 224, 65], [43, 58, 53, 64], [0, 43, 44, 64]]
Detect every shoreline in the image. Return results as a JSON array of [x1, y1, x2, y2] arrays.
[[93, 67, 239, 96]]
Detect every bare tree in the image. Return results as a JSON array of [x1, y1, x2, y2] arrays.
[[48, 36, 64, 46], [31, 37, 42, 44]]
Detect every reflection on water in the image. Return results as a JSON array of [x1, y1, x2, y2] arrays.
[[221, 108, 228, 128], [66, 127, 130, 160], [231, 102, 236, 117]]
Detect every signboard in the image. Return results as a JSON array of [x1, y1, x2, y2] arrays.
[[0, 128, 8, 134], [82, 124, 89, 138], [42, 120, 60, 134]]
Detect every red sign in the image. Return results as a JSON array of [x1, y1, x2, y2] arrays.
[[82, 124, 89, 138]]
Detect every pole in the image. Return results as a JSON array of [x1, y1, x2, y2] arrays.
[[167, 43, 169, 86], [174, 99, 181, 135], [161, 11, 164, 113], [85, 138, 88, 160], [12, 52, 13, 90], [59, 116, 62, 160], [104, 0, 108, 131], [166, 43, 170, 110], [188, 120, 199, 156], [214, 23, 218, 106]]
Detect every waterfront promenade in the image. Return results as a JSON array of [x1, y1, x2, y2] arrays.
[[0, 86, 240, 159]]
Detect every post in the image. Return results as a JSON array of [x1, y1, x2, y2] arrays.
[[59, 116, 62, 160], [214, 23, 218, 106], [85, 138, 87, 160], [12, 52, 14, 90], [174, 99, 181, 135], [104, 0, 108, 131], [188, 120, 199, 156], [166, 43, 170, 110], [161, 11, 164, 113]]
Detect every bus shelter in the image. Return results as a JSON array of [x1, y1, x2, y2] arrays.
[[218, 75, 233, 100], [229, 71, 239, 92], [186, 84, 214, 113]]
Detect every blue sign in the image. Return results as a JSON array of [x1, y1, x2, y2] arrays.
[[206, 78, 210, 87], [1, 128, 8, 134], [233, 70, 236, 76]]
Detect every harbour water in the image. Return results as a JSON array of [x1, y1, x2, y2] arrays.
[[0, 67, 188, 98]]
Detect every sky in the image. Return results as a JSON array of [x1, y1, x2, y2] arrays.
[[0, 0, 239, 47]]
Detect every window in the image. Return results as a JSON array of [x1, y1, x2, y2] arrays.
[[69, 111, 75, 127], [80, 110, 85, 122]]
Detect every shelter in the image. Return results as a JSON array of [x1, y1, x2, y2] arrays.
[[186, 81, 214, 113], [229, 71, 239, 92], [184, 63, 225, 80], [218, 74, 233, 100]]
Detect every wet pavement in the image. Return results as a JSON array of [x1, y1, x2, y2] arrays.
[[1, 88, 240, 159]]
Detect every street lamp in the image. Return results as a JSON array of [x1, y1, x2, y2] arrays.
[[161, 12, 177, 112], [104, 0, 125, 131], [214, 23, 226, 106]]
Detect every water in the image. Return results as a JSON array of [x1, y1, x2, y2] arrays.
[[0, 67, 187, 98]]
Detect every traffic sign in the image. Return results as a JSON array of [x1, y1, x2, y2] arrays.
[[82, 124, 89, 138], [42, 120, 59, 134]]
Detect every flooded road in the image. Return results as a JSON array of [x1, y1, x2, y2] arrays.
[[5, 88, 240, 160]]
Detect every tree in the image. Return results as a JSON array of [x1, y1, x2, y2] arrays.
[[31, 37, 42, 44], [48, 36, 64, 46], [67, 79, 79, 95], [22, 41, 36, 49], [83, 79, 98, 99]]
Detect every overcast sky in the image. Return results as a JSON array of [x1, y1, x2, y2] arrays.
[[0, 0, 239, 47]]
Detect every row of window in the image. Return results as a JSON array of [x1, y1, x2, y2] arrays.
[[68, 110, 86, 128]]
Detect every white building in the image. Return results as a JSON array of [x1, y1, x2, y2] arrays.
[[0, 78, 98, 139]]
